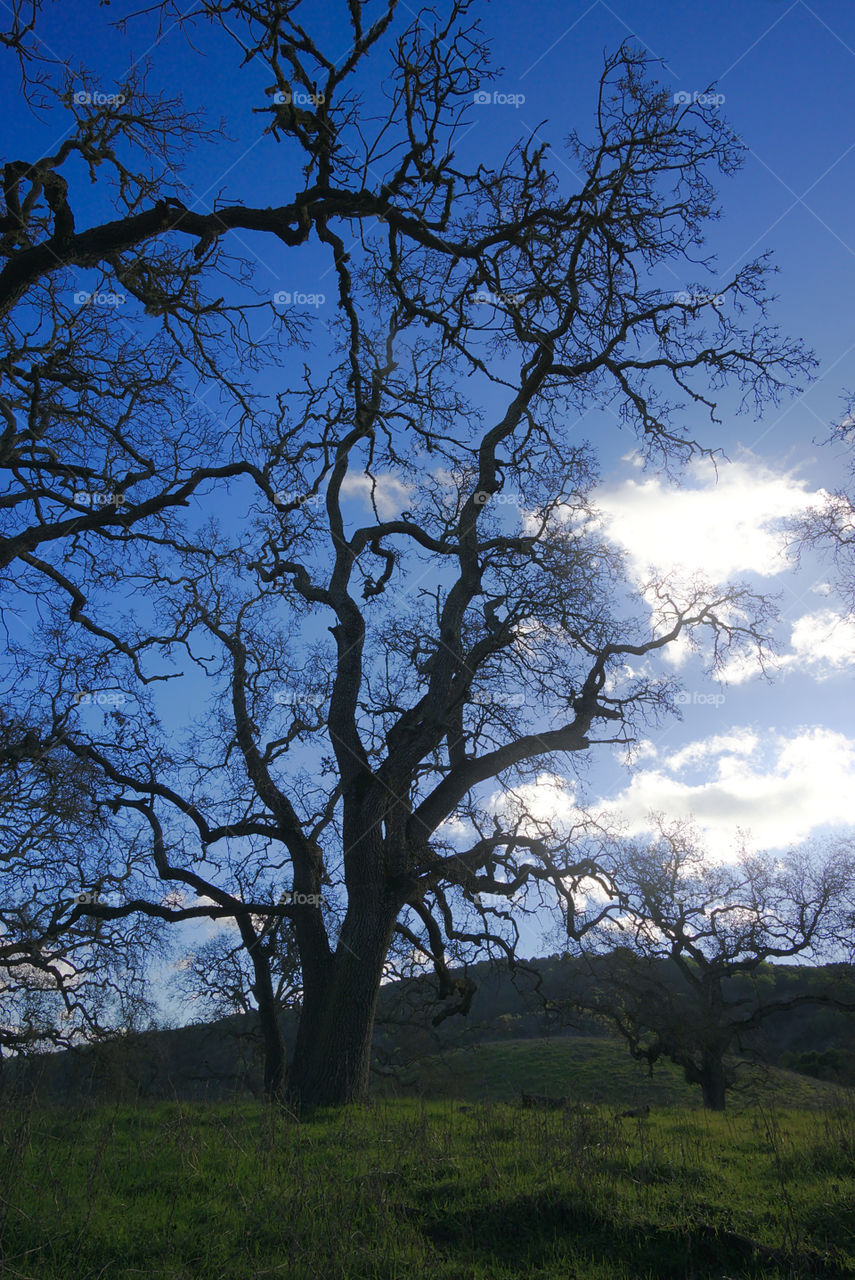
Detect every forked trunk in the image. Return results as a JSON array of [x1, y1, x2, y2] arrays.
[[238, 913, 287, 1102], [286, 893, 399, 1109]]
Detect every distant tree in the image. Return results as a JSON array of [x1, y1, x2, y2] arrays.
[[0, 708, 163, 1057], [176, 913, 302, 1022], [790, 399, 855, 612], [563, 820, 855, 1109], [1, 0, 815, 1107], [0, 705, 297, 1082]]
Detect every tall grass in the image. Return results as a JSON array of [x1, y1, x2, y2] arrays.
[[1, 1088, 853, 1278]]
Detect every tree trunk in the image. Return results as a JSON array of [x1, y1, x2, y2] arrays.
[[236, 913, 287, 1102], [256, 986, 286, 1101], [699, 1050, 727, 1111], [286, 891, 399, 1109]]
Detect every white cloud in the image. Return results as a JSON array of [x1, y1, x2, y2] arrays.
[[161, 889, 189, 909], [436, 812, 471, 841], [664, 730, 759, 771], [661, 630, 694, 668], [718, 648, 765, 685], [721, 608, 855, 684], [594, 455, 822, 583], [600, 726, 855, 856], [494, 772, 580, 833], [785, 609, 855, 676], [339, 472, 413, 518]]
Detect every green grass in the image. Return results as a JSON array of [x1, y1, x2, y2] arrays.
[[1, 1089, 854, 1278], [377, 1034, 850, 1111]]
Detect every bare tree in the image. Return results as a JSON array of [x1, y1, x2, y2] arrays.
[[562, 820, 855, 1109], [0, 707, 165, 1058], [176, 909, 302, 1021], [789, 399, 855, 612], [0, 1, 815, 1106]]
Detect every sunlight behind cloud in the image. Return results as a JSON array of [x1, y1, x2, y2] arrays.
[[595, 456, 822, 582], [599, 727, 855, 857]]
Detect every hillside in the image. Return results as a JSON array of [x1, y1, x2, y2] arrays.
[[4, 955, 854, 1104], [377, 1035, 851, 1111]]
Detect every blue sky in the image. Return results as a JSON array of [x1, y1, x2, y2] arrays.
[[469, 0, 855, 874], [4, 0, 855, 989]]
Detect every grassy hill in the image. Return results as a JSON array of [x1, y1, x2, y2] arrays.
[[6, 955, 855, 1105], [4, 963, 852, 1277], [377, 1034, 851, 1111], [2, 1090, 854, 1278]]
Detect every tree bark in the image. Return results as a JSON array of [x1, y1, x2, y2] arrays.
[[236, 913, 287, 1101], [256, 982, 286, 1102], [699, 1050, 727, 1111], [286, 891, 399, 1109]]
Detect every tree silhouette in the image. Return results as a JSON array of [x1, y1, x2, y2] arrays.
[[790, 396, 855, 613], [562, 820, 855, 1109], [0, 1, 814, 1105]]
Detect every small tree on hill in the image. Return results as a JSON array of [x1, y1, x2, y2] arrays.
[[563, 820, 855, 1109]]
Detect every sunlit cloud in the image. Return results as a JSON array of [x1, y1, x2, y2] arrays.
[[594, 455, 822, 583], [721, 608, 855, 684], [598, 726, 855, 857], [339, 472, 413, 518]]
